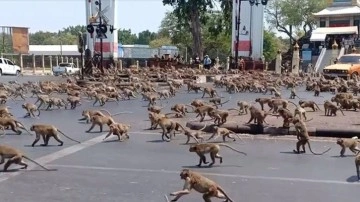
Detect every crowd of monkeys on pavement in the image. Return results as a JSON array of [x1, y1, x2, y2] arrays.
[[0, 67, 360, 201]]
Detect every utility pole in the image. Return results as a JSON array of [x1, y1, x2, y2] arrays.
[[98, 0, 104, 74]]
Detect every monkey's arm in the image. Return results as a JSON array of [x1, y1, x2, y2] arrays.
[[170, 179, 192, 201]]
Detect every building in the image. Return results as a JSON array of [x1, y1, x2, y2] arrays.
[[28, 45, 80, 56]]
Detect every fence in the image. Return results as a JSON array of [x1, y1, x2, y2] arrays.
[[1, 53, 84, 70]]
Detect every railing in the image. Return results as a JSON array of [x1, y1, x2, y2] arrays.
[[315, 48, 326, 72]]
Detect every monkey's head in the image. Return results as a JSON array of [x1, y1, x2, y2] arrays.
[[255, 98, 260, 102], [298, 100, 304, 105], [213, 126, 219, 131], [179, 169, 191, 180], [29, 125, 35, 131], [22, 104, 26, 109], [291, 117, 301, 124], [189, 145, 198, 152], [336, 138, 344, 145], [331, 97, 336, 102], [82, 110, 89, 116]]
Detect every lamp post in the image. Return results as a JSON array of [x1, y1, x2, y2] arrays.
[[234, 0, 268, 69]]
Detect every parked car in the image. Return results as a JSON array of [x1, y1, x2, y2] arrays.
[[0, 58, 21, 76], [52, 63, 80, 76], [323, 54, 360, 79]]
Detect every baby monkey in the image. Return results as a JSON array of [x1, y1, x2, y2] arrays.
[[189, 143, 247, 167], [168, 169, 234, 202]]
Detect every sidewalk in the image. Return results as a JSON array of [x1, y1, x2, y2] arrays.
[[21, 69, 53, 76]]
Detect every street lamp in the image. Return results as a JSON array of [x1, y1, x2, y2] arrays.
[[234, 0, 268, 70]]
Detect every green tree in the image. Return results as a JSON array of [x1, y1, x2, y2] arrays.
[[117, 29, 138, 44], [263, 30, 280, 61], [149, 37, 172, 48], [136, 30, 157, 45], [59, 25, 87, 35], [265, 0, 327, 46]]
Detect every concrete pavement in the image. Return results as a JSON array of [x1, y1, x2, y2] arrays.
[[0, 76, 358, 202]]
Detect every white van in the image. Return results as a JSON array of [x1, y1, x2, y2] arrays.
[[0, 58, 21, 76]]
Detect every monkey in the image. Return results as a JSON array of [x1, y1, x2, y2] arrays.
[[289, 88, 301, 99], [194, 105, 216, 122], [158, 116, 184, 142], [30, 124, 81, 147], [294, 106, 308, 121], [148, 105, 163, 114], [187, 82, 202, 93], [298, 100, 321, 112], [34, 94, 51, 109], [103, 122, 131, 142], [336, 138, 360, 157], [169, 169, 234, 202], [0, 117, 31, 135], [190, 99, 208, 108], [292, 117, 332, 155], [171, 104, 190, 117], [355, 154, 360, 181], [314, 84, 320, 97], [189, 143, 247, 167], [142, 92, 159, 107], [93, 93, 108, 106], [201, 87, 218, 98], [262, 86, 278, 95], [121, 88, 137, 100], [22, 103, 40, 118], [274, 107, 293, 128], [268, 99, 297, 113], [208, 97, 231, 109], [274, 90, 282, 98], [207, 126, 243, 142], [174, 123, 207, 144], [46, 97, 67, 110], [247, 105, 269, 126], [67, 96, 82, 109], [158, 89, 172, 99], [207, 109, 229, 125], [79, 109, 112, 123], [0, 144, 56, 172], [0, 105, 12, 117], [255, 97, 272, 110], [148, 112, 167, 130], [169, 84, 177, 97], [324, 100, 345, 116], [86, 115, 115, 133]]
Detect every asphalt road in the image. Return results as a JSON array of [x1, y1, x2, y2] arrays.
[[0, 75, 358, 202]]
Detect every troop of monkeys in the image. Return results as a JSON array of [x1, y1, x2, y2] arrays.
[[1, 68, 360, 202]]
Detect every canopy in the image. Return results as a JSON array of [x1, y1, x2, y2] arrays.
[[310, 33, 327, 42]]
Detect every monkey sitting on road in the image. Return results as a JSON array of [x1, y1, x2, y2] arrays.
[[22, 103, 40, 118], [336, 137, 360, 157], [30, 124, 81, 147], [168, 169, 234, 202], [188, 143, 247, 167], [0, 144, 56, 172]]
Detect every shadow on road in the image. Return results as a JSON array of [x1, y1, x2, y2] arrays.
[[182, 164, 243, 169], [346, 175, 360, 183]]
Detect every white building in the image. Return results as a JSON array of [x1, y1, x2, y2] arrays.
[[28, 45, 79, 56]]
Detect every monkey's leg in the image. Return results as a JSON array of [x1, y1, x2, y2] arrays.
[[31, 133, 41, 147], [340, 147, 346, 156], [53, 134, 64, 146], [86, 123, 96, 133], [0, 156, 4, 164], [103, 131, 113, 141], [23, 112, 31, 118], [16, 158, 28, 170], [10, 124, 21, 135], [99, 124, 103, 132], [227, 134, 236, 142], [3, 159, 15, 171], [293, 140, 302, 154], [92, 99, 98, 106]]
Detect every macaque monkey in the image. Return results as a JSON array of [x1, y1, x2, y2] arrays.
[[79, 109, 112, 123], [30, 124, 81, 147], [237, 101, 250, 114], [168, 169, 234, 202], [289, 88, 301, 99], [148, 112, 167, 130], [189, 143, 247, 167], [294, 106, 308, 121], [0, 144, 56, 172], [190, 99, 207, 108], [46, 97, 67, 110], [324, 100, 345, 116], [255, 97, 272, 110], [148, 106, 163, 114], [207, 126, 242, 142], [263, 86, 278, 95], [336, 137, 360, 157], [158, 89, 172, 99], [314, 85, 320, 97], [194, 105, 216, 122], [0, 106, 12, 117], [142, 93, 159, 107], [175, 124, 206, 144], [207, 109, 229, 125], [0, 117, 30, 135], [247, 106, 269, 126], [201, 87, 218, 98], [67, 96, 82, 109], [292, 118, 331, 155], [298, 100, 321, 111], [187, 82, 202, 93], [274, 108, 294, 128], [171, 104, 190, 117], [93, 93, 109, 106], [35, 94, 51, 109], [208, 97, 230, 109], [103, 122, 131, 142], [86, 115, 115, 133], [22, 103, 40, 118], [158, 117, 183, 141], [268, 99, 297, 113], [122, 88, 137, 100]]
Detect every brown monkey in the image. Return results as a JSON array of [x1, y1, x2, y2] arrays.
[[0, 144, 56, 172], [148, 106, 163, 114], [269, 99, 297, 113], [169, 169, 234, 202], [298, 100, 321, 111], [292, 118, 332, 155], [289, 88, 301, 99], [175, 124, 206, 144], [194, 105, 216, 122], [86, 115, 115, 133], [158, 117, 183, 141], [171, 104, 190, 117], [201, 87, 218, 98], [314, 84, 320, 97], [34, 94, 51, 109], [30, 124, 81, 147], [67, 96, 82, 109], [158, 89, 172, 99], [207, 109, 229, 125], [103, 122, 131, 142], [247, 105, 269, 126], [355, 154, 360, 181], [190, 99, 207, 107], [122, 88, 137, 100], [294, 106, 308, 121], [148, 112, 167, 130], [324, 100, 345, 116], [207, 126, 243, 142], [22, 103, 40, 118], [236, 101, 250, 114], [79, 109, 111, 123], [336, 137, 360, 157], [189, 143, 247, 167], [47, 97, 67, 110], [263, 86, 278, 95], [0, 117, 31, 135], [255, 97, 272, 110], [274, 108, 294, 128]]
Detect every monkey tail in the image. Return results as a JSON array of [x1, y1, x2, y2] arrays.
[[22, 155, 57, 171], [304, 118, 314, 122], [198, 123, 207, 131], [228, 108, 240, 112], [218, 98, 231, 106], [339, 108, 346, 116], [307, 141, 331, 155], [57, 129, 81, 144], [36, 108, 41, 117], [315, 103, 322, 111], [185, 104, 195, 112], [288, 101, 297, 107], [218, 143, 247, 156], [216, 186, 235, 202], [15, 121, 32, 135]]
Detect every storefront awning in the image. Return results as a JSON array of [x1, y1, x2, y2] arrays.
[[310, 33, 327, 42]]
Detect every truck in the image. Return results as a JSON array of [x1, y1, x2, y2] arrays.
[[52, 63, 80, 76], [0, 58, 21, 76]]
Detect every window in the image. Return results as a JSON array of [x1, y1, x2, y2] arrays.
[[6, 60, 14, 65], [338, 55, 360, 63], [0, 59, 3, 64], [320, 21, 326, 27]]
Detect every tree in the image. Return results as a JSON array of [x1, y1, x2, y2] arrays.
[[265, 0, 327, 46], [136, 30, 157, 45], [149, 37, 172, 48], [263, 30, 280, 61], [162, 0, 232, 60], [117, 29, 138, 44]]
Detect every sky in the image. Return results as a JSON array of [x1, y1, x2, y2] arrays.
[[0, 0, 173, 34]]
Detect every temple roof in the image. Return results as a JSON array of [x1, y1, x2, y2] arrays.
[[313, 6, 360, 16]]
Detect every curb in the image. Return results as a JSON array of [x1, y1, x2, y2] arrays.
[[186, 121, 360, 138]]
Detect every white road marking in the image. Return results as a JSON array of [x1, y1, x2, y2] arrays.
[[0, 134, 107, 183], [47, 164, 359, 185]]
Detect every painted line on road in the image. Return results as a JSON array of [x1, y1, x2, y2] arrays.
[[47, 164, 359, 186], [0, 133, 107, 183]]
